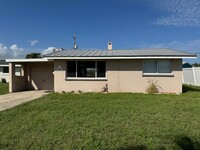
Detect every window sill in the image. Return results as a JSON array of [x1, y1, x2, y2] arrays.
[[66, 78, 108, 81], [143, 73, 174, 77]]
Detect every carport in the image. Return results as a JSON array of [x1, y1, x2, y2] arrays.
[[6, 59, 54, 92]]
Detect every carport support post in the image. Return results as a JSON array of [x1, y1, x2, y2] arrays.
[[9, 63, 15, 93]]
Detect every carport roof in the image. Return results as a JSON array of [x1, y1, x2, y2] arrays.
[[43, 48, 197, 59], [6, 58, 50, 63]]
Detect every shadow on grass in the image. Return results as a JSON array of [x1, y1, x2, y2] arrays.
[[175, 136, 200, 150], [115, 136, 200, 150], [115, 145, 147, 150], [182, 84, 200, 93], [115, 145, 166, 150]]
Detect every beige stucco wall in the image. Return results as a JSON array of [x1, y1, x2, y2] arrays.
[[54, 60, 107, 93], [30, 62, 54, 90], [54, 59, 182, 93], [9, 63, 26, 92], [9, 62, 54, 92]]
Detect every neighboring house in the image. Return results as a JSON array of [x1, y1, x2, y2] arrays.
[[182, 62, 193, 68], [6, 43, 196, 93], [0, 60, 9, 82], [0, 60, 22, 83]]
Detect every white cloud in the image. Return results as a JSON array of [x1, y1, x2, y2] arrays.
[[0, 43, 26, 59], [41, 47, 55, 55], [142, 39, 200, 54], [154, 0, 200, 27], [29, 40, 39, 46]]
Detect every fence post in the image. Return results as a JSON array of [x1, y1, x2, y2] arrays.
[[182, 72, 184, 83], [192, 67, 197, 85]]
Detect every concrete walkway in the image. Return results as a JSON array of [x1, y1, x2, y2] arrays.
[[0, 90, 49, 111]]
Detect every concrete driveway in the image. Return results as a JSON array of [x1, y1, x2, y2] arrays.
[[0, 90, 49, 111]]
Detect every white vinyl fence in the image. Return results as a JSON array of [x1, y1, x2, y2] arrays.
[[183, 67, 200, 86]]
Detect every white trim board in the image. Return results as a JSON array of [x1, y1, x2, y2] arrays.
[[5, 56, 196, 63], [46, 56, 196, 60], [6, 58, 50, 63]]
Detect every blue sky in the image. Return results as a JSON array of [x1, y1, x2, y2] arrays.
[[0, 0, 200, 63]]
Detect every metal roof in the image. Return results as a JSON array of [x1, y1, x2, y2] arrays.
[[43, 48, 196, 58], [0, 60, 8, 64]]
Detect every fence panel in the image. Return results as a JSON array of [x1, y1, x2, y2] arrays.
[[194, 67, 200, 86], [183, 67, 200, 86]]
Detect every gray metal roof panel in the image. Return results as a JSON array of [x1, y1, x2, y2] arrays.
[[79, 50, 95, 56], [43, 48, 196, 57], [93, 50, 103, 56]]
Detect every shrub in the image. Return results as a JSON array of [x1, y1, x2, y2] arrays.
[[1, 78, 6, 83], [146, 79, 161, 94], [182, 84, 200, 93], [78, 90, 83, 94], [67, 90, 75, 94], [102, 84, 108, 93]]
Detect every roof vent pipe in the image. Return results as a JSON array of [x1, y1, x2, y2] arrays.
[[107, 42, 112, 51], [53, 48, 64, 52]]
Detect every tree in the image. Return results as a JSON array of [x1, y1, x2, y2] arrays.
[[25, 53, 41, 58], [192, 63, 200, 67]]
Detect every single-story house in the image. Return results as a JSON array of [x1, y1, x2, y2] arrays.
[[0, 60, 21, 83], [182, 62, 193, 68], [6, 43, 196, 93], [0, 60, 9, 82]]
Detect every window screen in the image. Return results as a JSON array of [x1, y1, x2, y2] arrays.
[[143, 60, 157, 73], [158, 60, 171, 73], [143, 60, 172, 74]]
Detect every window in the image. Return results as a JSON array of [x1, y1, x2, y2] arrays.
[[67, 61, 106, 79], [67, 61, 76, 77], [143, 60, 172, 74], [97, 61, 106, 77], [144, 60, 157, 73], [157, 60, 171, 73], [77, 61, 95, 77], [15, 64, 24, 76], [3, 67, 9, 73]]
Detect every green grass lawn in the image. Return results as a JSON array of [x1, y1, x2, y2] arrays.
[[0, 82, 9, 95], [0, 90, 200, 149]]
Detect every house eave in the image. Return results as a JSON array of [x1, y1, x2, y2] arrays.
[[6, 58, 52, 63], [4, 56, 197, 63], [44, 56, 197, 60]]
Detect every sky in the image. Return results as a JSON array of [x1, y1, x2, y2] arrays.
[[0, 0, 200, 63]]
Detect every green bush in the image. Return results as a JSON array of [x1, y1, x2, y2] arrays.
[[1, 78, 6, 83], [182, 84, 200, 93], [146, 79, 161, 94]]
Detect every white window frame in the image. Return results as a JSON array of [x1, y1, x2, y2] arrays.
[[66, 60, 107, 80], [143, 60, 173, 76]]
